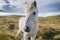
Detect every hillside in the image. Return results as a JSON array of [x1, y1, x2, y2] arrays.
[[38, 15, 60, 29], [38, 15, 60, 40], [0, 15, 60, 40]]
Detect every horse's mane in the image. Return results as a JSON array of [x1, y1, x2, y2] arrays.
[[24, 0, 37, 13]]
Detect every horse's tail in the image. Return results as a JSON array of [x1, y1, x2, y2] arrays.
[[15, 29, 21, 39]]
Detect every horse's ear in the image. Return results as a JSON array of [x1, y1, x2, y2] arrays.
[[25, 2, 27, 4], [33, 1, 36, 7], [31, 0, 36, 7]]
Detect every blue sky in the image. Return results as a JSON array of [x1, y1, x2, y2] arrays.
[[0, 0, 60, 17]]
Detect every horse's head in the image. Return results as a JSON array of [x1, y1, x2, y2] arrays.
[[23, 0, 38, 32]]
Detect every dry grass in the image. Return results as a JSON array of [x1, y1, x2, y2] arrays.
[[0, 15, 60, 40]]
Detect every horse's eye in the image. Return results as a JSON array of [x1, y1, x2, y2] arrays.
[[33, 12, 36, 15]]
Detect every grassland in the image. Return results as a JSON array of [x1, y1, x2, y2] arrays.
[[0, 15, 60, 40]]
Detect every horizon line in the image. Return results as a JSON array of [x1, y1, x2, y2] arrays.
[[0, 12, 60, 17]]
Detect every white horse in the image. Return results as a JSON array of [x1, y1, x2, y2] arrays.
[[15, 0, 38, 40]]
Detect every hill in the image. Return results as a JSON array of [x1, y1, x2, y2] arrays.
[[38, 15, 60, 40], [0, 15, 60, 40]]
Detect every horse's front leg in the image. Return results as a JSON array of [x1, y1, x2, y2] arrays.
[[31, 34, 36, 40], [23, 32, 28, 40]]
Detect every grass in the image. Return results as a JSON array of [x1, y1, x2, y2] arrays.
[[0, 15, 60, 40]]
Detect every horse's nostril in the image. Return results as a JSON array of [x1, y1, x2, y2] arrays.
[[24, 26, 30, 32], [26, 26, 29, 30]]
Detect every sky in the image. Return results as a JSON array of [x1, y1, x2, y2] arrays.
[[0, 0, 60, 17]]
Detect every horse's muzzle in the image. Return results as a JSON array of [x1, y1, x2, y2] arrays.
[[24, 26, 31, 32]]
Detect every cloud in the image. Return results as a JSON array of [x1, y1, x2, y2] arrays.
[[0, 0, 60, 17], [37, 0, 60, 13], [0, 12, 26, 16], [39, 12, 60, 17], [0, 0, 23, 13], [0, 0, 60, 13]]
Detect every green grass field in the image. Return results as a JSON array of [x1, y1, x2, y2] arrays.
[[0, 15, 60, 40]]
